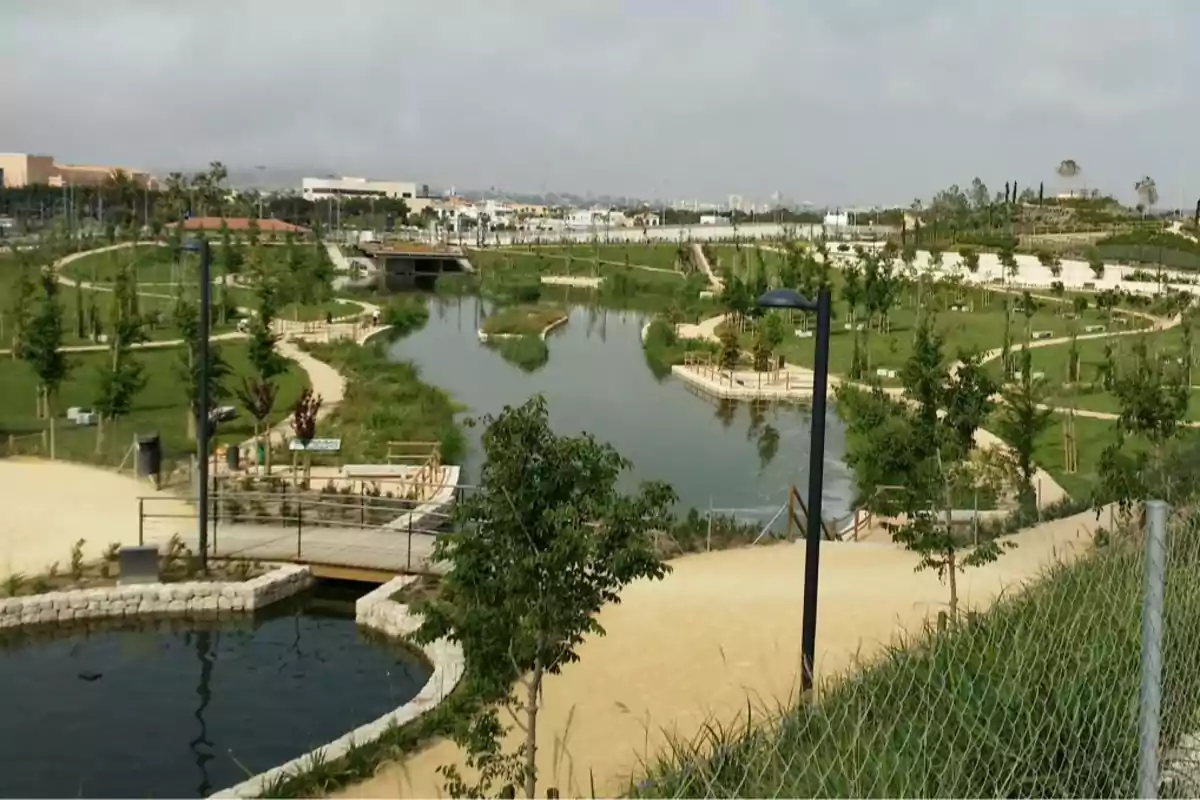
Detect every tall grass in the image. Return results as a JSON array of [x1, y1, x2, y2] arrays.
[[635, 512, 1200, 798]]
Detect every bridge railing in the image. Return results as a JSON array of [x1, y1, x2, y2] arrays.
[[136, 482, 470, 575]]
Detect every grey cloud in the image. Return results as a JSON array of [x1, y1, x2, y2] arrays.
[[1, 0, 1196, 206]]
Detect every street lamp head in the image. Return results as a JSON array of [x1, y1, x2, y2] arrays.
[[180, 237, 208, 253], [756, 287, 817, 312]]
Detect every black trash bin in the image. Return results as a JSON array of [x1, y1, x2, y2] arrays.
[[135, 433, 161, 480], [226, 443, 241, 472], [778, 355, 786, 370]]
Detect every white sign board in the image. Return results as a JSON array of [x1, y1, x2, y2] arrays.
[[289, 438, 342, 453]]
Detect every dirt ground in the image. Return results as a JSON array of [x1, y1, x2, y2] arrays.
[[0, 459, 167, 577], [337, 508, 1102, 799]]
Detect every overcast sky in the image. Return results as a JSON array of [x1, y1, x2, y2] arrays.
[[2, 0, 1196, 207]]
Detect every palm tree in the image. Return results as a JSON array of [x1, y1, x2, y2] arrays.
[[164, 172, 188, 220], [1135, 176, 1159, 216], [1056, 159, 1082, 197]]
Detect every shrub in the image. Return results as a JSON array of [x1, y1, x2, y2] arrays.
[[381, 296, 430, 337]]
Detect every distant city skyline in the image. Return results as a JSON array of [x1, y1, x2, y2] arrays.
[[3, 1, 1198, 208]]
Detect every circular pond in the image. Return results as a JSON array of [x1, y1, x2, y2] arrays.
[[0, 582, 430, 798]]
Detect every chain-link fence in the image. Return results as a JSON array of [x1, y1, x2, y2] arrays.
[[633, 502, 1200, 799]]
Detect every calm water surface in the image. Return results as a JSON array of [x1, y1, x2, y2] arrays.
[[389, 298, 854, 528], [0, 583, 430, 799]]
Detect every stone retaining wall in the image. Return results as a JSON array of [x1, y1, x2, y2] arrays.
[[0, 564, 313, 629], [212, 574, 465, 798]]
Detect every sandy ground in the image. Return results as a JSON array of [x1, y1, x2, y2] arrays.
[[338, 508, 1102, 799], [0, 459, 155, 577]]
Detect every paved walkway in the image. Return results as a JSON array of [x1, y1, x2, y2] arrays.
[[340, 506, 1106, 799], [690, 242, 724, 291], [1, 243, 422, 577], [670, 258, 1185, 506]]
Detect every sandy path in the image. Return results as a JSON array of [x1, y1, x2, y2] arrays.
[[689, 242, 724, 292], [338, 508, 1101, 799], [0, 459, 155, 577]]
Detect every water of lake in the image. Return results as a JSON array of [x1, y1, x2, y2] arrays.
[[387, 297, 855, 530]]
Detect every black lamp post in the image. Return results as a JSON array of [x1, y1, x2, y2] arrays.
[[756, 285, 832, 694], [181, 236, 211, 573]]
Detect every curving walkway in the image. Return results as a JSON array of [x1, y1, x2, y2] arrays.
[[690, 242, 724, 292], [340, 505, 1105, 799], [666, 262, 1187, 507]]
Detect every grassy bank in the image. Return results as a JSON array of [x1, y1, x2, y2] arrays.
[[300, 340, 465, 465], [487, 335, 549, 372], [635, 514, 1200, 798], [480, 305, 566, 337], [0, 342, 308, 467], [641, 318, 718, 379]]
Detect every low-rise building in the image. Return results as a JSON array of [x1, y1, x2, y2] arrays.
[[301, 176, 427, 202], [0, 152, 153, 189]]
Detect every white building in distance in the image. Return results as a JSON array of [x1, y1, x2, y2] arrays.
[[301, 176, 426, 202]]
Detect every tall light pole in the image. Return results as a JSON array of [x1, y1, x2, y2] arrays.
[[756, 286, 832, 695], [181, 235, 212, 573]]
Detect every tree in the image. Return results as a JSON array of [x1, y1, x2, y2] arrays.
[[1067, 326, 1081, 384], [998, 247, 1018, 281], [841, 263, 863, 327], [73, 278, 84, 340], [1000, 298, 1014, 380], [1135, 176, 1159, 215], [968, 177, 990, 210], [1087, 248, 1105, 280], [412, 396, 675, 798], [8, 260, 36, 358], [290, 388, 323, 486], [993, 347, 1053, 510], [717, 326, 740, 372], [1056, 159, 1082, 195], [836, 315, 1005, 617], [1098, 339, 1189, 513], [235, 378, 278, 471], [959, 246, 980, 274], [21, 272, 71, 448], [93, 264, 147, 452], [245, 281, 287, 381], [174, 293, 231, 441]]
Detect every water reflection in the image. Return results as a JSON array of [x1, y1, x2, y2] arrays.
[[190, 630, 216, 798], [390, 299, 855, 527]]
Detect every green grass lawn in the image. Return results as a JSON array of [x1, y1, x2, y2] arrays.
[[520, 243, 687, 272], [737, 285, 1118, 384], [61, 244, 176, 284], [468, 249, 692, 302], [1027, 411, 1115, 501], [480, 304, 566, 336], [299, 340, 464, 465], [0, 342, 308, 468], [710, 245, 789, 283], [0, 249, 246, 347]]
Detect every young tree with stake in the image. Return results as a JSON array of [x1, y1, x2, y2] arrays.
[[174, 292, 231, 441], [93, 265, 147, 453], [412, 396, 674, 798], [20, 272, 71, 455], [836, 316, 1006, 617]]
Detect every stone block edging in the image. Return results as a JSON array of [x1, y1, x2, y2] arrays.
[[0, 564, 314, 629], [211, 574, 465, 798]]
